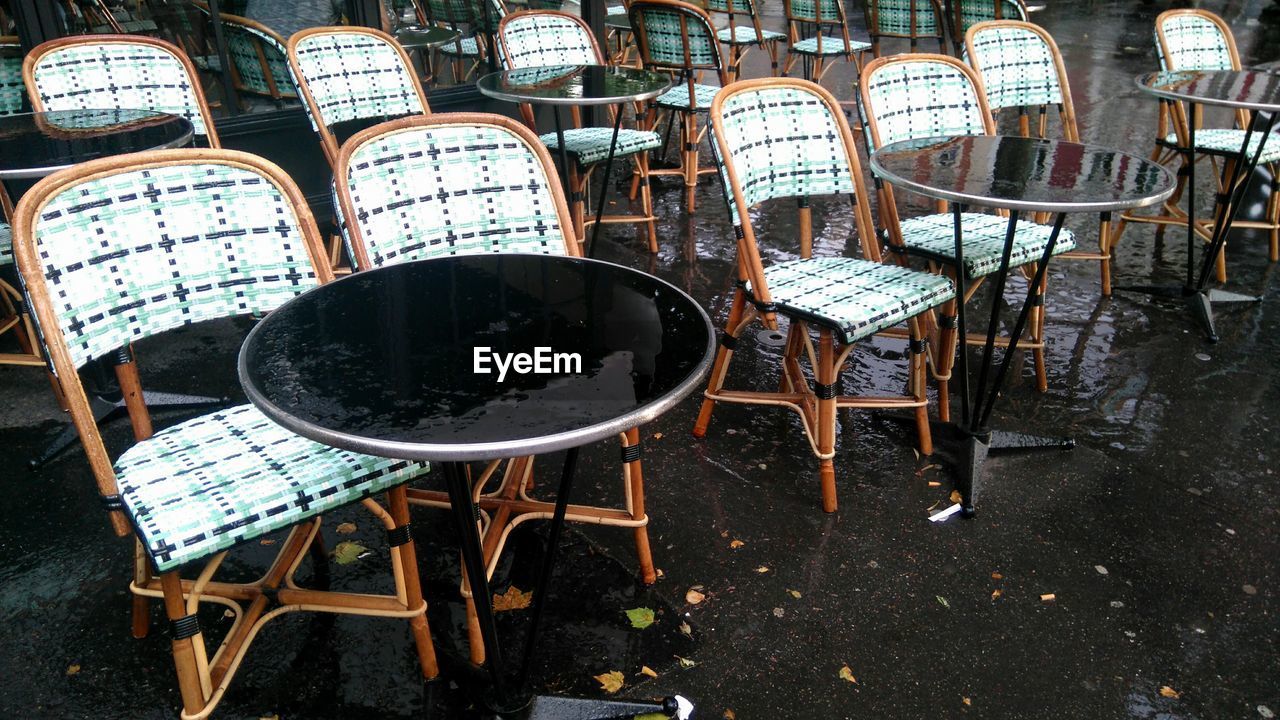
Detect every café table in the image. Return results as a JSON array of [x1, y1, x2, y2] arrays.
[[0, 109, 221, 469], [871, 135, 1175, 515], [393, 25, 462, 82], [1118, 69, 1280, 341], [239, 253, 710, 719], [477, 64, 671, 257]]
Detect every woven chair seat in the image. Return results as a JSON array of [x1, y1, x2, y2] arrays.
[[898, 212, 1077, 279], [1164, 128, 1280, 163], [789, 34, 871, 55], [439, 36, 482, 57], [114, 403, 429, 573], [538, 127, 661, 166], [745, 257, 955, 344], [607, 4, 627, 14], [717, 25, 786, 44], [0, 223, 10, 266], [655, 82, 720, 110]]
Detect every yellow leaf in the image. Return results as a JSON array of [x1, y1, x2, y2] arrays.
[[963, 697, 972, 706], [1159, 686, 1180, 699], [652, 432, 664, 440], [335, 522, 358, 535], [493, 586, 533, 612], [639, 665, 658, 678], [950, 490, 963, 504], [991, 572, 1003, 580], [838, 665, 857, 684], [729, 540, 745, 549], [594, 670, 625, 693], [331, 541, 367, 565], [676, 655, 697, 669], [260, 715, 280, 720], [679, 621, 693, 638], [686, 589, 706, 605], [723, 711, 736, 719], [755, 566, 770, 574], [787, 589, 802, 599], [66, 664, 80, 676], [625, 607, 656, 629], [991, 589, 1003, 600]]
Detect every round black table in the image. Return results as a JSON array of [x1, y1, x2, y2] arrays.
[[0, 108, 193, 180], [240, 253, 710, 718], [394, 25, 462, 83], [477, 64, 671, 257], [1125, 69, 1280, 341], [871, 134, 1175, 515]]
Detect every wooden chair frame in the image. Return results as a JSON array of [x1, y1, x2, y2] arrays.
[[12, 148, 438, 720], [965, 20, 1117, 295], [334, 113, 658, 663], [24, 33, 222, 148], [947, 0, 1027, 55], [196, 6, 297, 105], [860, 53, 1054, 420], [1110, 8, 1279, 283], [864, 0, 947, 57], [630, 0, 729, 212], [780, 0, 864, 85], [497, 10, 658, 251], [694, 77, 937, 512], [705, 0, 783, 79]]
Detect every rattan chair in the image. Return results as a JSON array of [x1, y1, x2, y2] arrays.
[[334, 112, 660, 662], [1110, 8, 1280, 283], [694, 79, 954, 512], [0, 35, 43, 385], [212, 9, 298, 106], [860, 54, 1076, 419], [25, 34, 221, 148], [965, 20, 1117, 295], [705, 0, 786, 79], [630, 0, 729, 212], [12, 148, 438, 719], [433, 0, 506, 81], [947, 0, 1027, 55], [498, 10, 660, 251], [780, 0, 870, 85], [864, 0, 946, 56]]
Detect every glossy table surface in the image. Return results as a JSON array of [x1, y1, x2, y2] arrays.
[[1137, 69, 1280, 112], [0, 109, 194, 180], [240, 254, 715, 461], [870, 135, 1176, 214], [477, 65, 672, 105], [393, 25, 462, 49]]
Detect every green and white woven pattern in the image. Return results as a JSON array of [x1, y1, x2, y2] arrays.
[[440, 36, 483, 57], [116, 403, 429, 572], [0, 223, 11, 267], [223, 20, 294, 99], [343, 123, 569, 266], [714, 85, 857, 225], [30, 42, 213, 141], [745, 257, 954, 344], [718, 25, 786, 44], [428, 0, 475, 25], [956, 0, 1026, 31], [869, 0, 942, 37], [633, 6, 721, 68], [0, 41, 24, 115], [539, 127, 662, 166], [1157, 14, 1233, 71], [706, 0, 755, 13], [790, 35, 869, 55], [1164, 128, 1280, 163], [966, 25, 1063, 111], [500, 14, 598, 68], [292, 32, 426, 133], [898, 212, 1076, 278], [789, 0, 843, 23], [655, 82, 720, 110], [30, 162, 318, 368], [862, 59, 988, 150]]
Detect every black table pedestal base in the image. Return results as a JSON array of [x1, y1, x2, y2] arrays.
[[1112, 283, 1262, 342]]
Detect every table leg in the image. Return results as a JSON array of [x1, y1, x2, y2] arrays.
[[585, 107, 625, 259]]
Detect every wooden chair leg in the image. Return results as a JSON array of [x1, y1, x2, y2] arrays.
[[387, 486, 440, 679], [131, 540, 152, 639], [933, 293, 958, 423], [569, 165, 587, 249], [622, 427, 656, 584], [816, 329, 838, 513], [1268, 173, 1280, 262], [1099, 212, 1113, 297], [160, 571, 209, 717], [693, 289, 747, 437], [636, 152, 658, 253], [1031, 268, 1049, 393], [908, 317, 933, 456], [683, 112, 698, 212]]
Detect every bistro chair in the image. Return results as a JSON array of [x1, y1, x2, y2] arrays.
[[12, 148, 438, 719], [705, 0, 786, 79], [863, 0, 947, 57], [334, 112, 660, 661], [209, 8, 298, 107], [695, 78, 955, 512], [947, 0, 1027, 55], [780, 0, 870, 85], [24, 34, 221, 148], [860, 54, 1076, 419], [497, 10, 660, 251], [630, 0, 729, 212], [433, 0, 507, 82], [1110, 8, 1280, 283], [965, 20, 1117, 295]]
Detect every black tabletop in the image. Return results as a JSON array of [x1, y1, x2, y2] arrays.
[[0, 109, 194, 180], [240, 254, 715, 461], [476, 65, 672, 106], [870, 135, 1176, 213], [394, 25, 461, 49], [1137, 69, 1280, 112]]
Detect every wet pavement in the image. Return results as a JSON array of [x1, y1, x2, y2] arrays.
[[2, 1, 1280, 718]]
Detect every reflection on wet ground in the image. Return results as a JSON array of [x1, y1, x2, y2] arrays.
[[1, 1, 1278, 718]]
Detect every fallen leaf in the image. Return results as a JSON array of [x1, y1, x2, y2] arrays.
[[336, 522, 358, 535], [991, 572, 1003, 580], [787, 589, 802, 599], [625, 607, 656, 629], [1159, 686, 1180, 699], [679, 621, 693, 638], [652, 432, 664, 440], [686, 589, 706, 605], [936, 595, 950, 609], [656, 568, 665, 579], [259, 715, 280, 720], [772, 607, 784, 618], [723, 711, 736, 720], [1095, 565, 1109, 576], [720, 530, 730, 538], [729, 539, 745, 549], [594, 670, 625, 693], [259, 538, 277, 546], [639, 665, 658, 678], [949, 490, 963, 504], [675, 655, 697, 669], [838, 665, 857, 684], [66, 664, 80, 676], [963, 697, 972, 706], [755, 566, 770, 574], [1040, 593, 1056, 603], [991, 589, 1003, 600], [331, 541, 368, 565], [493, 586, 533, 612]]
